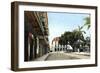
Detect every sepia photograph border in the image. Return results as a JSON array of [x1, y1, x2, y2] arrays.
[[11, 1, 98, 71]]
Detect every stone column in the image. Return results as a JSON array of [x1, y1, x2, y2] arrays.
[[36, 37, 40, 56], [36, 37, 39, 53], [29, 34, 34, 60]]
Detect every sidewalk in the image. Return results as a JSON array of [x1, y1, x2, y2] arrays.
[[63, 52, 90, 59], [34, 53, 50, 61], [73, 52, 90, 56]]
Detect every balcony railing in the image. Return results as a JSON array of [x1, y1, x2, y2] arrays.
[[34, 12, 45, 35]]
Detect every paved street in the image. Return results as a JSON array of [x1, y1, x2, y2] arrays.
[[45, 52, 90, 61], [45, 52, 79, 60], [35, 52, 90, 61]]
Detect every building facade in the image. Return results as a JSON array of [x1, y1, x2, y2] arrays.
[[24, 11, 49, 61]]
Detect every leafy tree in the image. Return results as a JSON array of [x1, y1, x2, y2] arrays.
[[84, 36, 90, 47], [59, 27, 85, 46], [59, 31, 73, 45]]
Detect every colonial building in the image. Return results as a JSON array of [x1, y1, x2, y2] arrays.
[[24, 11, 49, 61], [51, 37, 73, 52]]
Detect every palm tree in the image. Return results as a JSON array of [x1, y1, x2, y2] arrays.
[[83, 17, 90, 29], [73, 26, 86, 52], [73, 26, 86, 40]]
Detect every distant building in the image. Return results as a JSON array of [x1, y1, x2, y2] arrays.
[[51, 37, 73, 52], [51, 37, 60, 51], [24, 11, 49, 61]]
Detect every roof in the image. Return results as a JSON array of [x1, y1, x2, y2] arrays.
[[52, 37, 60, 44]]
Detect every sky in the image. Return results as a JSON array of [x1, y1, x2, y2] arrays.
[[47, 12, 90, 46]]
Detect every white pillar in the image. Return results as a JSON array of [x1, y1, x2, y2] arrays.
[[36, 37, 39, 55], [54, 41, 56, 52], [52, 41, 55, 52]]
